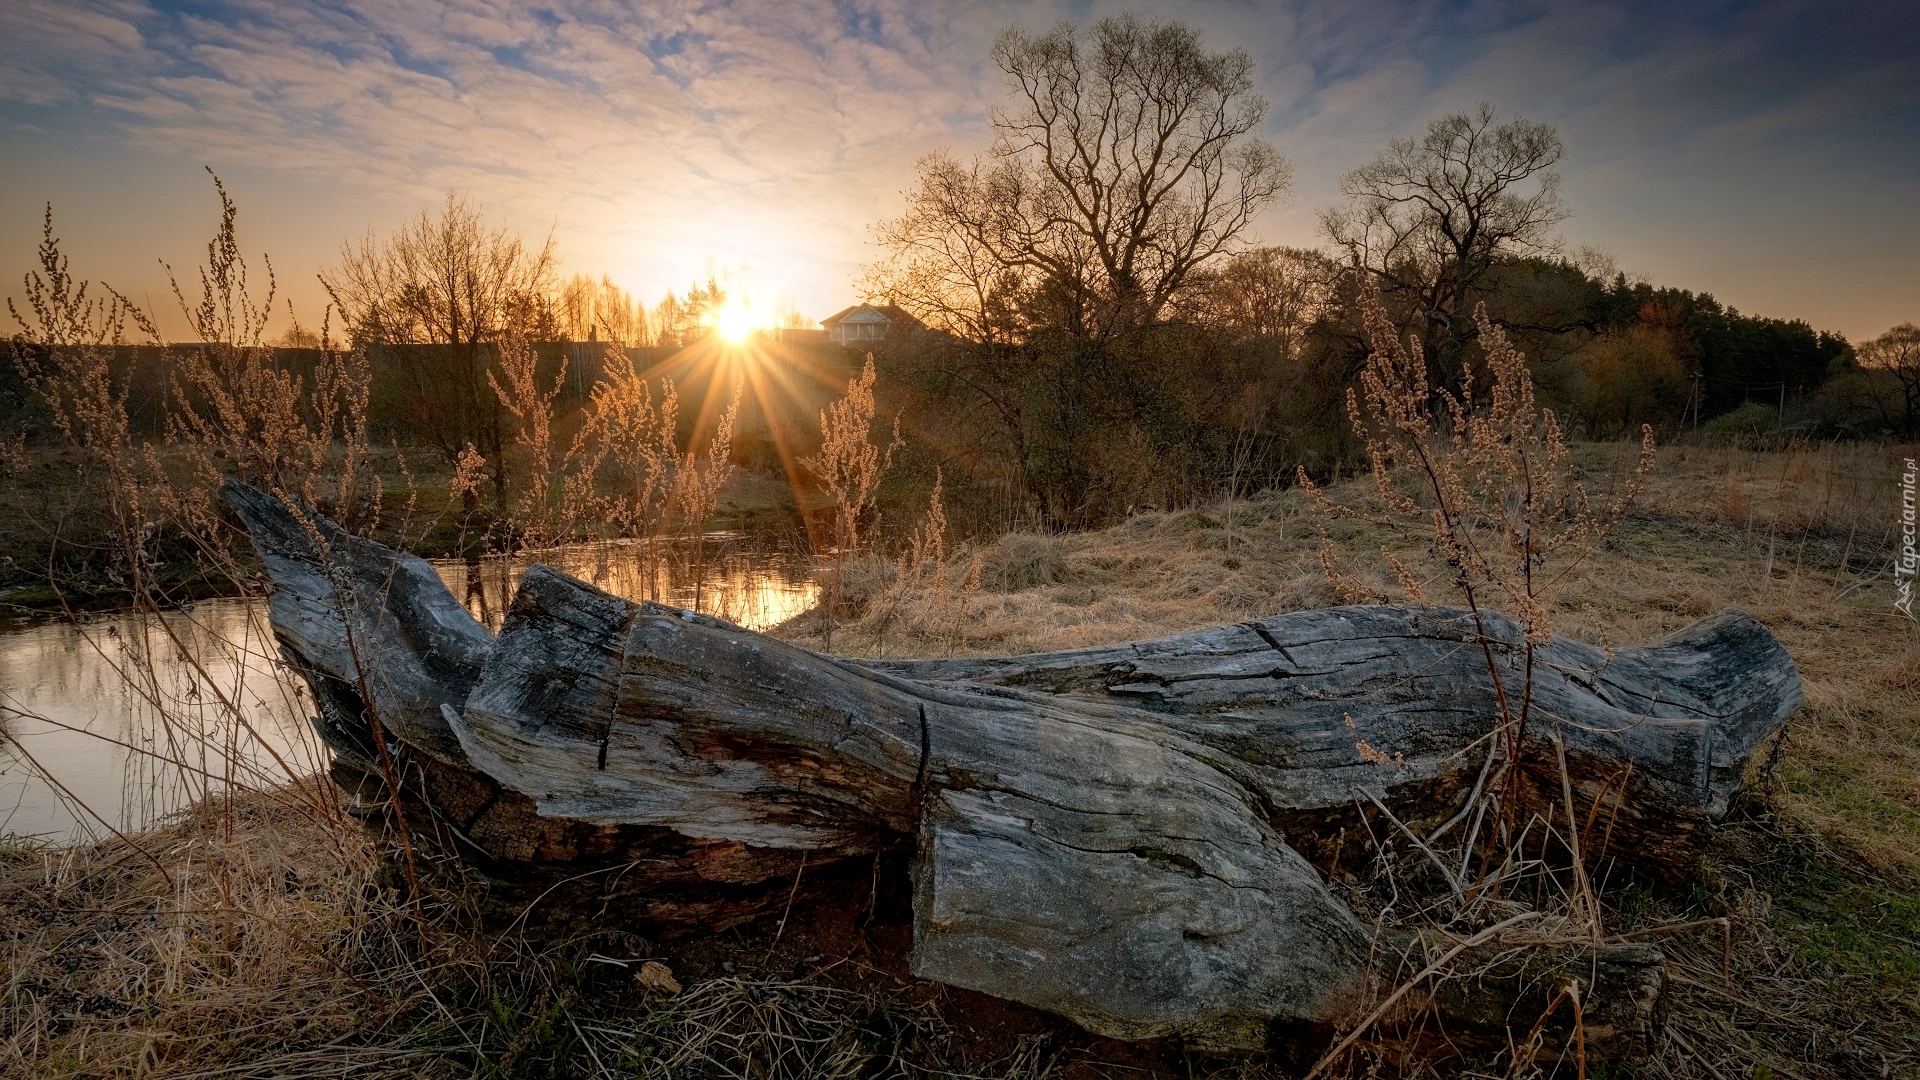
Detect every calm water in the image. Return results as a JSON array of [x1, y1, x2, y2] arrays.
[[441, 535, 820, 634], [0, 536, 820, 841]]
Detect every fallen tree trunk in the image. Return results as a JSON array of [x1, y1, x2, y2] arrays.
[[871, 604, 1799, 879], [225, 482, 1799, 1056]]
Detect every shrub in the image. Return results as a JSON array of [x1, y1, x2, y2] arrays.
[[981, 532, 1069, 592], [1702, 401, 1780, 439]]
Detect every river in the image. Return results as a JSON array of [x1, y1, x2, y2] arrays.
[[0, 535, 820, 842]]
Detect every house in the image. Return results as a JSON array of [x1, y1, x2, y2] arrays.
[[820, 303, 918, 345]]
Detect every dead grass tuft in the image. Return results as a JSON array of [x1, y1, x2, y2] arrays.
[[980, 533, 1071, 592], [0, 793, 442, 1078], [1871, 649, 1920, 692]]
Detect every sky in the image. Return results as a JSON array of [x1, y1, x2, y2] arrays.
[[1, 0, 1915, 343]]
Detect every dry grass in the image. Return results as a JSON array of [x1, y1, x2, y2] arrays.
[[826, 440, 1920, 873], [0, 794, 442, 1078], [0, 733, 1119, 1080], [0, 791, 1075, 1079]]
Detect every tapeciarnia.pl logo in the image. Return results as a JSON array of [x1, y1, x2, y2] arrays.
[[1899, 457, 1917, 619]]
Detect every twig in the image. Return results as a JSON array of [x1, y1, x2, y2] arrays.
[[1666, 1025, 1733, 1080], [1423, 733, 1499, 846], [767, 851, 809, 958], [1304, 910, 1539, 1079], [1551, 727, 1601, 937], [1354, 784, 1464, 903], [567, 1008, 611, 1079]]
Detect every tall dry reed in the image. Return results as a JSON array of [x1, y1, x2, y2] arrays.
[[670, 376, 741, 612], [561, 347, 742, 604], [865, 469, 983, 657], [1296, 286, 1656, 1077], [803, 355, 899, 647], [487, 321, 567, 546], [6, 178, 381, 898]]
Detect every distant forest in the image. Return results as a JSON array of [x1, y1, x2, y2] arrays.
[[866, 247, 1885, 528]]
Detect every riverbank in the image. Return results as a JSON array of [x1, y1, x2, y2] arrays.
[[0, 444, 812, 616], [4, 441, 1916, 1077]]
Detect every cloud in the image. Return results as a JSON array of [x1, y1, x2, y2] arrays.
[[3, 0, 1020, 317], [0, 0, 149, 106], [1, 0, 1915, 337]]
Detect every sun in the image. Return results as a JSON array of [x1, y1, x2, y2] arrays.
[[714, 298, 755, 343]]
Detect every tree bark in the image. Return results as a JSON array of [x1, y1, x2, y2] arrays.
[[869, 604, 1799, 880], [225, 482, 1798, 1056]]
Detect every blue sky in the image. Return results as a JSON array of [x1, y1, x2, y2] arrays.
[[2, 0, 1915, 341]]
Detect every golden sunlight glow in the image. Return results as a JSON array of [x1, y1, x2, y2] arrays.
[[714, 297, 756, 343]]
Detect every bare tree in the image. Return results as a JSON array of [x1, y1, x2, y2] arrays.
[[1859, 323, 1920, 438], [1321, 103, 1566, 371], [650, 292, 686, 349], [558, 274, 597, 342], [865, 154, 1034, 345], [557, 273, 651, 347], [319, 194, 556, 506], [322, 193, 556, 347], [1182, 246, 1339, 352], [595, 276, 650, 347], [869, 16, 1289, 340]]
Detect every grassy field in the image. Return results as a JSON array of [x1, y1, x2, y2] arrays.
[[3, 441, 1916, 1077]]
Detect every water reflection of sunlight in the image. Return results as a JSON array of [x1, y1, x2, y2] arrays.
[[431, 536, 820, 633]]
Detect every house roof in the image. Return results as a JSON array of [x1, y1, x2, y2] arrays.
[[819, 303, 920, 329]]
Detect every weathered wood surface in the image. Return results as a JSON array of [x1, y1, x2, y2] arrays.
[[873, 605, 1800, 875], [226, 483, 1799, 1055], [224, 482, 489, 765]]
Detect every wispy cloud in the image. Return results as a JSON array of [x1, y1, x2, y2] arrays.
[[2, 0, 1019, 321], [1, 0, 1915, 337]]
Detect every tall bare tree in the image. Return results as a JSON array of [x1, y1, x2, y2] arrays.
[[558, 274, 597, 342], [322, 194, 556, 348], [596, 276, 650, 347], [1321, 103, 1566, 373], [869, 16, 1289, 340], [320, 194, 556, 506], [557, 274, 652, 346]]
